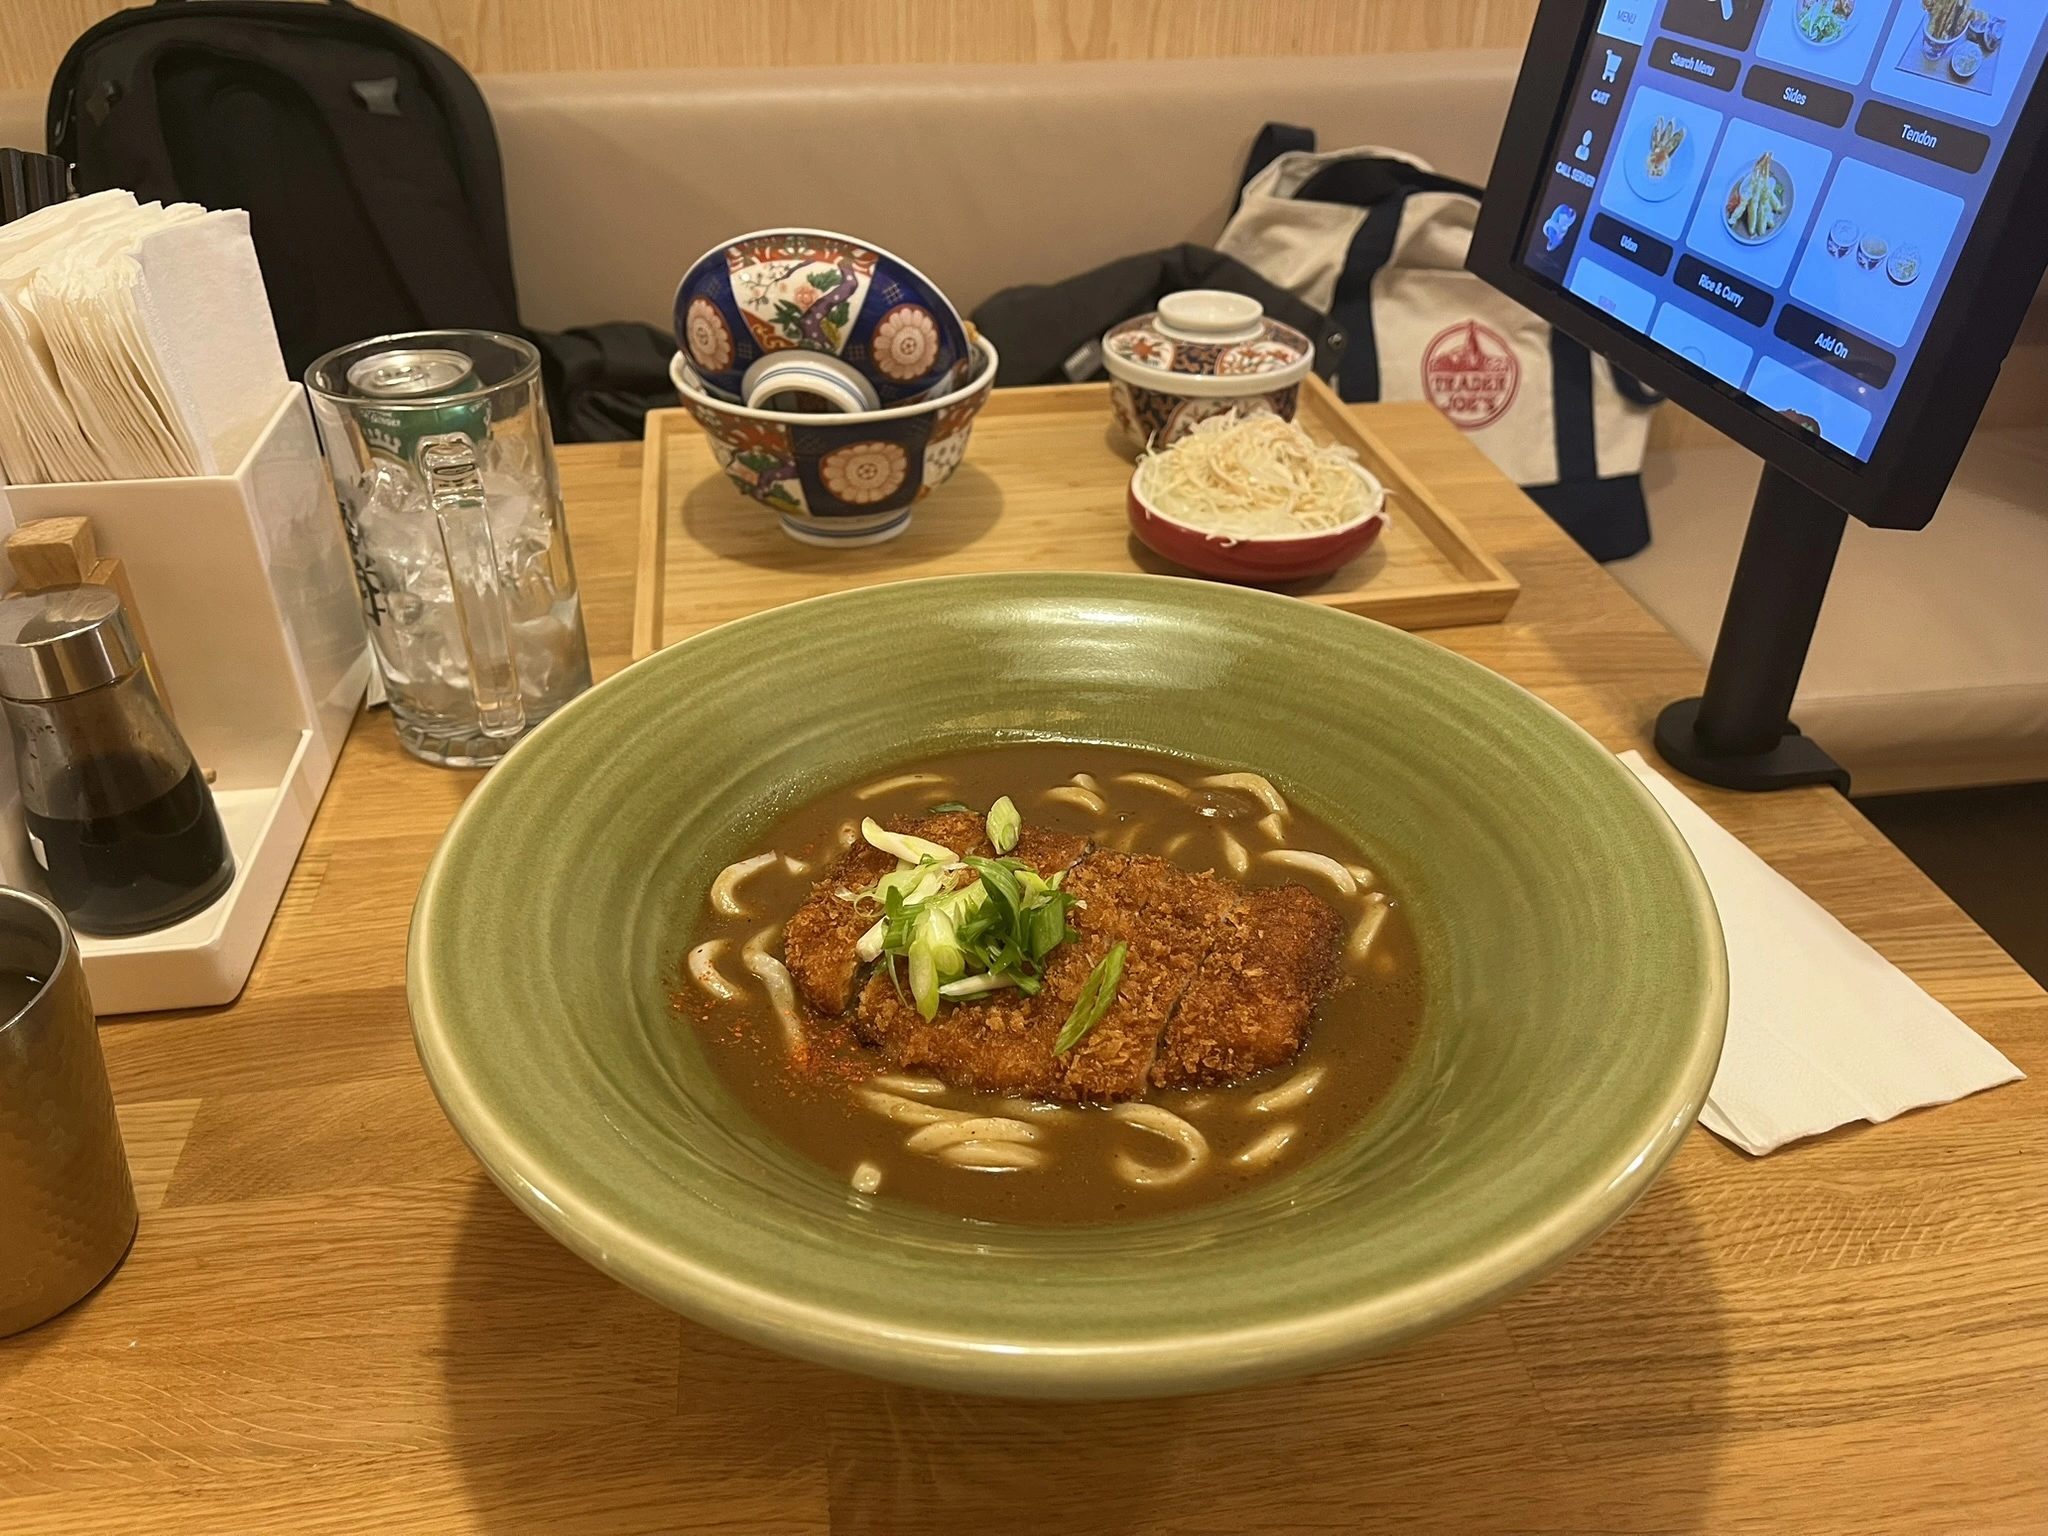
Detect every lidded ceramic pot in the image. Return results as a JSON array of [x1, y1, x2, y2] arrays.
[[1101, 290, 1317, 452]]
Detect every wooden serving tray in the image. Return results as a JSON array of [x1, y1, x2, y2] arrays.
[[632, 374, 1518, 658]]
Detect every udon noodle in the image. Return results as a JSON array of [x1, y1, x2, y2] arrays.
[[677, 745, 1423, 1224]]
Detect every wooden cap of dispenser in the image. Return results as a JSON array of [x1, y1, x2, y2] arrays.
[[5, 517, 175, 719]]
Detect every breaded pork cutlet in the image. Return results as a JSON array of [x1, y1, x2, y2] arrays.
[[785, 815, 1091, 1019], [789, 815, 1343, 1099], [780, 811, 983, 1016], [1052, 854, 1236, 1099], [1152, 884, 1343, 1087], [856, 852, 1252, 1101], [854, 969, 1066, 1097]]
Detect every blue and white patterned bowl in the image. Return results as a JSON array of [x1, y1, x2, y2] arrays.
[[670, 338, 999, 547], [674, 229, 972, 409]]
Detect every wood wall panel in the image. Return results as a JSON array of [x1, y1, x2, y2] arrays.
[[2, 0, 1540, 93]]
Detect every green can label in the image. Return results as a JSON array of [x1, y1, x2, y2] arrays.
[[345, 348, 490, 467]]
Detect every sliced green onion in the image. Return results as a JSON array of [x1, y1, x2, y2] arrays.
[[928, 801, 973, 814], [929, 882, 989, 925], [917, 901, 964, 983], [854, 915, 889, 963], [965, 856, 1023, 924], [939, 972, 1020, 999], [862, 817, 957, 866], [1056, 941, 1128, 1054], [909, 942, 940, 1019], [875, 859, 952, 907], [1026, 899, 1073, 963], [862, 800, 1088, 1015], [986, 795, 1021, 854]]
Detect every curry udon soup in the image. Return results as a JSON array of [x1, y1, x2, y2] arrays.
[[677, 746, 1421, 1224]]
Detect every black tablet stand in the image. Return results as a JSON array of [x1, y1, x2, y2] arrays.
[[1653, 464, 1852, 794]]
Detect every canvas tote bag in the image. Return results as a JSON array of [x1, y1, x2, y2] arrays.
[[1217, 132, 1662, 561]]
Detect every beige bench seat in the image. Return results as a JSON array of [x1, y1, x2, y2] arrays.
[[2, 52, 2043, 794], [1615, 430, 2048, 796]]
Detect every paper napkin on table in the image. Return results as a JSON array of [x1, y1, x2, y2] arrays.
[[1619, 751, 2024, 1155]]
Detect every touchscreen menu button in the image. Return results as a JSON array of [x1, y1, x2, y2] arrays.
[[1774, 304, 1898, 388], [1854, 100, 1991, 174], [1657, 0, 1764, 51], [1674, 254, 1773, 327], [1742, 65, 1854, 128], [1648, 37, 1743, 91], [1589, 213, 1675, 276]]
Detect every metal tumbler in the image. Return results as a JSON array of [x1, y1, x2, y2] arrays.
[[0, 887, 136, 1336]]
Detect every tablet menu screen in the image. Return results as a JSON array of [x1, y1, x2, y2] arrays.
[[1517, 0, 2047, 459]]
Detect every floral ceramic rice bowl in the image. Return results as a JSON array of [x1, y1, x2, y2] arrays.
[[674, 229, 972, 408], [670, 339, 1000, 547]]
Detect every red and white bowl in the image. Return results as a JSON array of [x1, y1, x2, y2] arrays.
[[1127, 459, 1387, 583], [1102, 290, 1317, 453]]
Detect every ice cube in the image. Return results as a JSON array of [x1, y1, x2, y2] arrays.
[[482, 466, 568, 621], [511, 604, 592, 708], [481, 467, 536, 544], [370, 591, 470, 720]]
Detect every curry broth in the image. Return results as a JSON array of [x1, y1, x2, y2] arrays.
[[676, 745, 1422, 1224]]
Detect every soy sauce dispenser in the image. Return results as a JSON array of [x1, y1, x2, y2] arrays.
[[0, 588, 233, 936]]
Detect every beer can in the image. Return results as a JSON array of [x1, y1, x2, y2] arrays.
[[345, 348, 490, 469]]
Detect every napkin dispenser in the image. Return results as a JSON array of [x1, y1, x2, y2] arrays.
[[0, 385, 368, 1012]]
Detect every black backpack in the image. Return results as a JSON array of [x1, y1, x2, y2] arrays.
[[46, 0, 675, 441]]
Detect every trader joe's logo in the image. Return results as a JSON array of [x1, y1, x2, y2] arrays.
[[1422, 320, 1519, 430]]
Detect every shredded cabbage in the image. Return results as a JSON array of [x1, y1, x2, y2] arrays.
[[1135, 410, 1384, 541]]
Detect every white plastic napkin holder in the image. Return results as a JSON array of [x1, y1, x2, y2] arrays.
[[0, 386, 368, 1013]]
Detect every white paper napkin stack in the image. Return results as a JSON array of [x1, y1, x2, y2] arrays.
[[0, 190, 288, 485], [1620, 751, 2025, 1155]]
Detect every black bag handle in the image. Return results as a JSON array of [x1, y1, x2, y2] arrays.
[[1550, 331, 1598, 486], [1290, 154, 1481, 403], [1235, 121, 1316, 210], [1607, 362, 1665, 407], [1537, 331, 1654, 559]]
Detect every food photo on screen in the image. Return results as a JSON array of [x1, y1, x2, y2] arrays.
[[1568, 254, 1661, 331], [1660, 0, 1770, 50], [1753, 0, 1888, 85], [1683, 115, 1835, 287], [1649, 298, 1759, 383], [1787, 155, 1966, 345], [1746, 354, 1876, 450], [1504, 0, 2048, 470], [1871, 0, 2046, 125], [1603, 86, 1727, 239]]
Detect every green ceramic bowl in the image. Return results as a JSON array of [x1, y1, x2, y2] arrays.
[[410, 572, 1725, 1400]]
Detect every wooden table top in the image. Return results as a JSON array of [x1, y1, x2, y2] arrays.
[[5, 404, 2042, 1535]]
